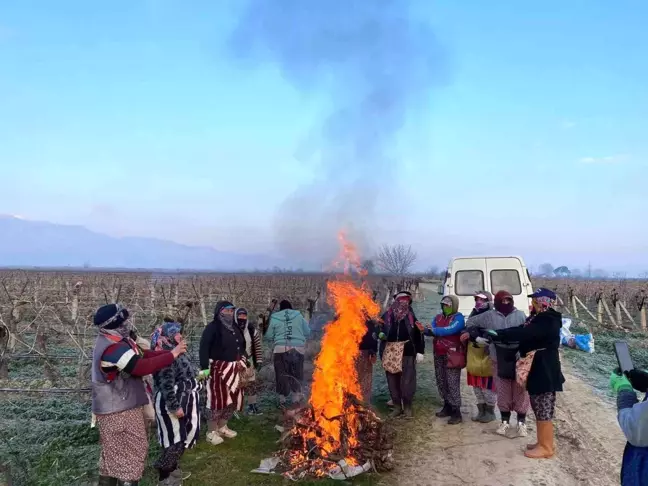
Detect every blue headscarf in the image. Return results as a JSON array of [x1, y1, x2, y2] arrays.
[[150, 321, 182, 351]]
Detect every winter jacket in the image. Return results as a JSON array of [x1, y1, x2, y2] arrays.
[[493, 308, 565, 395], [153, 353, 198, 413], [617, 391, 648, 485], [360, 319, 378, 354], [382, 309, 424, 358], [199, 302, 246, 369], [266, 309, 311, 349], [426, 295, 465, 356]]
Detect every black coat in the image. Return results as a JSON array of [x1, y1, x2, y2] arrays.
[[359, 319, 378, 354], [495, 308, 565, 396], [199, 302, 246, 369], [383, 311, 424, 357]]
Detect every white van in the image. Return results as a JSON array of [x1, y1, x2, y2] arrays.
[[438, 256, 533, 317]]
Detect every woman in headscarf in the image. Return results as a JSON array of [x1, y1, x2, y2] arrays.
[[265, 299, 311, 407], [381, 291, 424, 419], [150, 321, 201, 485], [467, 290, 529, 437], [199, 301, 247, 446], [488, 288, 565, 459], [461, 291, 497, 423], [91, 304, 186, 486], [425, 295, 465, 425], [235, 307, 264, 416], [356, 312, 379, 403]]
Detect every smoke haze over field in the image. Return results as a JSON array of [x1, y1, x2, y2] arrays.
[[228, 0, 448, 263]]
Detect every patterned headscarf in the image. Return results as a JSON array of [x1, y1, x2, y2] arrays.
[[150, 321, 182, 351], [391, 295, 411, 323], [533, 296, 556, 312]]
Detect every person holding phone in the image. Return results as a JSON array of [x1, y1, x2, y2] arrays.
[[609, 364, 648, 484], [151, 321, 201, 485]]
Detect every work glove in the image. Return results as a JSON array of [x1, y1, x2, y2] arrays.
[[475, 337, 490, 346], [610, 371, 634, 394], [416, 353, 425, 364], [198, 369, 210, 380], [378, 332, 387, 341], [626, 369, 648, 393], [486, 329, 501, 341]]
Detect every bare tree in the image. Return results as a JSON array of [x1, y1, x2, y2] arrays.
[[375, 244, 417, 276]]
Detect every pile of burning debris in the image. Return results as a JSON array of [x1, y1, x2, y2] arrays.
[[253, 236, 396, 480], [272, 396, 395, 480]]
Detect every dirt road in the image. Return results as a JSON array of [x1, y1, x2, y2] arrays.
[[386, 285, 627, 486]]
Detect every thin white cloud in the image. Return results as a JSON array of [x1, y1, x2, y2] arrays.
[[560, 120, 576, 130], [579, 154, 630, 164]]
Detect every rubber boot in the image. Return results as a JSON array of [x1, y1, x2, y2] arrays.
[[403, 401, 414, 420], [447, 406, 463, 425], [524, 421, 555, 459], [98, 477, 118, 486], [435, 402, 452, 418], [479, 405, 497, 423], [472, 404, 485, 422]]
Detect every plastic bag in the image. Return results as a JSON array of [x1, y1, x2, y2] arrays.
[[467, 343, 491, 377]]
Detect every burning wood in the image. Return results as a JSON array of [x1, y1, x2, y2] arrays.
[[274, 395, 395, 480], [267, 235, 396, 480]]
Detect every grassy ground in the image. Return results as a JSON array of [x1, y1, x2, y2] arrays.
[[4, 289, 638, 486]]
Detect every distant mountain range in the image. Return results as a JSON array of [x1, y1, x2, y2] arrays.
[[0, 215, 284, 271]]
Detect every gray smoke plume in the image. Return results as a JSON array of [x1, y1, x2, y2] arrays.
[[228, 0, 448, 267]]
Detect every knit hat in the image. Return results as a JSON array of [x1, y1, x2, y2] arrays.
[[93, 303, 130, 329], [279, 300, 293, 310]]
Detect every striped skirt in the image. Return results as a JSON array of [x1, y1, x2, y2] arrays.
[[154, 379, 202, 449], [206, 359, 245, 412]]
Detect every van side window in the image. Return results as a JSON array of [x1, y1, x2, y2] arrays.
[[491, 270, 522, 295], [455, 270, 484, 296]]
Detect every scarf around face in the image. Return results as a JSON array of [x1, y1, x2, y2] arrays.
[[391, 298, 410, 323], [151, 321, 182, 351], [534, 296, 556, 312]]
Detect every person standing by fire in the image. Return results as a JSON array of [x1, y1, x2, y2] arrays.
[[91, 304, 187, 486], [199, 301, 247, 446], [266, 299, 311, 407], [488, 288, 565, 459], [425, 295, 465, 425], [235, 307, 264, 416], [356, 313, 379, 403], [461, 290, 497, 423], [150, 321, 201, 485], [467, 290, 530, 437], [380, 291, 424, 419]]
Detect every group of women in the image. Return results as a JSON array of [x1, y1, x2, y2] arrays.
[[91, 300, 265, 486], [378, 287, 565, 460]]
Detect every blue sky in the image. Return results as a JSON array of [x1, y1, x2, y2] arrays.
[[0, 1, 646, 273]]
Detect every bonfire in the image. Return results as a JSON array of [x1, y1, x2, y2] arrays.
[[272, 236, 396, 480]]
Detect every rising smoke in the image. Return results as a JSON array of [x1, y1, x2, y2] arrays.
[[228, 0, 447, 267]]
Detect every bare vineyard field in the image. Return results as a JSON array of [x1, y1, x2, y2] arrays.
[[1, 270, 647, 486], [0, 269, 415, 392]]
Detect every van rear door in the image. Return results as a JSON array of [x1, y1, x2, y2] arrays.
[[449, 257, 488, 316], [485, 257, 530, 314]]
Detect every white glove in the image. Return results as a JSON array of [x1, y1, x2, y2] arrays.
[[475, 337, 489, 345], [416, 353, 424, 363]]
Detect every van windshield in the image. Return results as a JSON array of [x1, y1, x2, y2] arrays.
[[455, 270, 484, 296], [491, 270, 522, 295]]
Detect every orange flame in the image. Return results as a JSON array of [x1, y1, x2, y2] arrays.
[[308, 233, 380, 457]]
